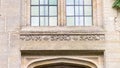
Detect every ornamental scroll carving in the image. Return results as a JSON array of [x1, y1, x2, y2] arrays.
[[20, 34, 105, 41]]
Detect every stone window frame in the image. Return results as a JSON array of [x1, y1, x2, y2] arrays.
[[21, 0, 104, 33]]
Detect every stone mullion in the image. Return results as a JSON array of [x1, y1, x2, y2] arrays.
[[60, 0, 66, 26], [58, 0, 61, 26], [63, 0, 66, 26], [92, 0, 97, 27]]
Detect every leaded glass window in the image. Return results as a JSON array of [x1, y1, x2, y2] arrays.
[[31, 0, 58, 26], [66, 0, 92, 26], [30, 0, 93, 26]]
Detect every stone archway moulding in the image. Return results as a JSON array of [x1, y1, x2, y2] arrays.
[[26, 57, 98, 68]]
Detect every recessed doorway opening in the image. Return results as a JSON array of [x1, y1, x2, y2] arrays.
[[34, 63, 91, 68]]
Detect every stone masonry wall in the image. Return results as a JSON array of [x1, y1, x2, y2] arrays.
[[0, 0, 120, 68]]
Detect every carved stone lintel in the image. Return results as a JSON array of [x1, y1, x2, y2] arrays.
[[20, 34, 105, 41]]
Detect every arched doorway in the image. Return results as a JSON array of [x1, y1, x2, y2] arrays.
[[27, 58, 97, 68], [34, 63, 91, 68]]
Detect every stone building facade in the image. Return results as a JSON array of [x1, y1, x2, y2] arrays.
[[0, 0, 120, 68]]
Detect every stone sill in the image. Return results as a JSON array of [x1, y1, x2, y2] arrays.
[[20, 26, 105, 34]]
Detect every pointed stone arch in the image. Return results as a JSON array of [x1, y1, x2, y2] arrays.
[[27, 57, 97, 68]]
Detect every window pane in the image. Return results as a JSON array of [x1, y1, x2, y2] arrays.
[[49, 0, 57, 5], [31, 0, 59, 26], [67, 17, 74, 26], [75, 6, 83, 15], [31, 6, 39, 16], [80, 17, 84, 26], [75, 17, 84, 26], [49, 6, 57, 16], [40, 6, 48, 16], [31, 0, 39, 5], [75, 17, 79, 26], [85, 17, 92, 26], [75, 0, 84, 5], [31, 17, 39, 26], [40, 0, 48, 5], [84, 6, 92, 15], [84, 0, 92, 5], [40, 17, 48, 26], [66, 0, 93, 26], [66, 6, 74, 16], [40, 17, 44, 26], [49, 17, 57, 26], [66, 0, 74, 5]]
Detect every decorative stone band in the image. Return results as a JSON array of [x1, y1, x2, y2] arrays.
[[20, 34, 105, 41]]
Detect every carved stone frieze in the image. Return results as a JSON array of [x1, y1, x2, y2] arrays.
[[20, 34, 105, 41]]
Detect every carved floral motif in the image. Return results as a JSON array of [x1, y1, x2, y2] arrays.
[[20, 34, 105, 41]]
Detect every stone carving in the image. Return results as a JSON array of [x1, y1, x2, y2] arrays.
[[20, 34, 105, 41]]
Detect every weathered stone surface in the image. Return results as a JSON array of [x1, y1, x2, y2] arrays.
[[0, 33, 8, 68], [0, 0, 120, 68]]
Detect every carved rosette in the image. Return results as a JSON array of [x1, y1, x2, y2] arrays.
[[20, 34, 105, 41]]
